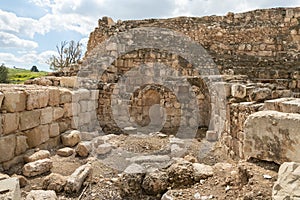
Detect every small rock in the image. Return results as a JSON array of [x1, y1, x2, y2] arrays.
[[142, 170, 169, 195], [193, 163, 214, 181], [225, 185, 230, 192], [26, 190, 57, 200], [167, 159, 194, 187], [22, 158, 52, 177], [118, 164, 145, 198], [263, 174, 272, 179], [24, 150, 50, 163], [194, 192, 201, 199], [124, 163, 145, 174], [61, 130, 81, 147], [161, 190, 175, 200], [123, 126, 137, 135], [76, 141, 92, 157], [95, 143, 112, 155], [184, 155, 197, 163], [65, 164, 92, 193], [157, 133, 168, 138], [57, 147, 74, 157], [43, 173, 67, 192]]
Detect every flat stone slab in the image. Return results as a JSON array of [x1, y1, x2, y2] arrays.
[[244, 111, 300, 164], [0, 178, 21, 200]]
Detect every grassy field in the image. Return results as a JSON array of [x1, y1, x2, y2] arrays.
[[8, 68, 48, 84]]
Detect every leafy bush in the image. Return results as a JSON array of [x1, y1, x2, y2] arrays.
[[0, 64, 8, 83]]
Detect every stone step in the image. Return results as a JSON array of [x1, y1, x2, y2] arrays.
[[264, 98, 300, 114]]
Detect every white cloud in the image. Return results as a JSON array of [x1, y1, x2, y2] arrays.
[[0, 50, 57, 71], [0, 32, 38, 49]]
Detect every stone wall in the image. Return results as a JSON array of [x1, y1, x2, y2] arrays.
[[0, 84, 99, 170], [87, 7, 300, 90]]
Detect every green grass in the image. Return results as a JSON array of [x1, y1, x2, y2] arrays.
[[8, 68, 48, 84]]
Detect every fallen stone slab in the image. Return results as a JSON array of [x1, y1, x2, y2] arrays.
[[244, 111, 300, 164], [57, 147, 74, 157], [272, 162, 300, 200], [61, 130, 81, 147], [24, 150, 50, 163], [0, 178, 21, 200], [65, 163, 92, 193], [22, 158, 52, 177], [26, 190, 57, 200]]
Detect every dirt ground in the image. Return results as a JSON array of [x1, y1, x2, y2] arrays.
[[19, 133, 279, 200]]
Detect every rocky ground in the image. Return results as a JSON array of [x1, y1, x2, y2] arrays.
[[0, 130, 279, 200]]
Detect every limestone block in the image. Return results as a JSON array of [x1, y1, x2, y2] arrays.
[[25, 190, 57, 200], [2, 112, 19, 134], [60, 76, 77, 88], [59, 88, 72, 104], [250, 88, 271, 102], [244, 111, 300, 164], [53, 107, 64, 121], [0, 178, 21, 200], [19, 110, 41, 131], [15, 135, 28, 155], [61, 130, 81, 147], [78, 112, 91, 125], [41, 107, 53, 124], [75, 141, 92, 157], [0, 135, 16, 162], [22, 158, 52, 177], [76, 88, 90, 101], [64, 164, 92, 193], [26, 90, 49, 110], [2, 91, 26, 112], [90, 90, 99, 100], [49, 123, 60, 137], [25, 125, 49, 148], [272, 162, 300, 200], [281, 99, 300, 113], [231, 84, 246, 99], [64, 103, 79, 117], [48, 88, 60, 106], [79, 100, 89, 112], [264, 98, 295, 111], [57, 147, 74, 157], [24, 150, 50, 163], [38, 136, 60, 150]]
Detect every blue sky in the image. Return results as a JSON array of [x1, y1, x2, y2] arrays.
[[1, 0, 300, 71]]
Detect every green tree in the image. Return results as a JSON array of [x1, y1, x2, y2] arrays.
[[47, 40, 82, 71], [0, 64, 8, 83]]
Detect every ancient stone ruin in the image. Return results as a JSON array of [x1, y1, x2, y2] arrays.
[[0, 6, 300, 200]]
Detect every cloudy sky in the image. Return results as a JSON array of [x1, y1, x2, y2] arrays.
[[1, 0, 299, 71]]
